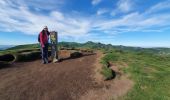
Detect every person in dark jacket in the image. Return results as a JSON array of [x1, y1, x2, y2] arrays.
[[39, 26, 50, 64]]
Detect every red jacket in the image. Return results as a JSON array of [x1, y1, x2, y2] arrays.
[[40, 31, 50, 47]]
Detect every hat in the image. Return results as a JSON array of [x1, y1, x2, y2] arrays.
[[43, 26, 48, 30]]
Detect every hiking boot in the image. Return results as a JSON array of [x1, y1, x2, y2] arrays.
[[45, 58, 48, 64]]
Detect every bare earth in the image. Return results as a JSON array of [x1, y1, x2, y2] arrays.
[[80, 52, 134, 100], [0, 52, 133, 100]]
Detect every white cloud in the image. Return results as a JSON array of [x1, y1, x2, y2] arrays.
[[111, 0, 133, 16], [92, 1, 169, 34], [0, 0, 92, 37], [145, 0, 170, 14], [92, 0, 102, 5], [94, 9, 170, 34], [16, 0, 64, 10], [97, 8, 109, 15], [117, 0, 133, 13], [50, 11, 64, 20]]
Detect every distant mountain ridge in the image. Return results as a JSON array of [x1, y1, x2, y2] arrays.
[[0, 45, 15, 50], [7, 41, 141, 51], [6, 41, 170, 55]]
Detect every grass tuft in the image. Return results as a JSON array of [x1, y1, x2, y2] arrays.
[[101, 66, 115, 80]]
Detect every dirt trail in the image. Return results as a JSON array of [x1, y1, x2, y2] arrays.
[[0, 54, 99, 100], [0, 52, 133, 100]]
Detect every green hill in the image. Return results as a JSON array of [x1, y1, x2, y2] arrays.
[[7, 44, 40, 50], [5, 41, 170, 55]]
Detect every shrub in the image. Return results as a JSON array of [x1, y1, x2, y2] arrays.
[[70, 52, 82, 58]]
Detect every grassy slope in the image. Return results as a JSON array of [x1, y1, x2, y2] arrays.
[[7, 44, 40, 50], [102, 49, 170, 100], [0, 44, 39, 54]]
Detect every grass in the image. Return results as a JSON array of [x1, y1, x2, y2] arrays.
[[100, 52, 119, 80], [101, 53, 119, 63], [101, 49, 170, 100], [101, 66, 114, 80]]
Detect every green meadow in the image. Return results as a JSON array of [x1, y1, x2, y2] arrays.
[[101, 49, 170, 100]]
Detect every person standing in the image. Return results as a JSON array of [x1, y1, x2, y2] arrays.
[[39, 26, 50, 64]]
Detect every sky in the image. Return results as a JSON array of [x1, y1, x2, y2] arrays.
[[0, 0, 170, 47]]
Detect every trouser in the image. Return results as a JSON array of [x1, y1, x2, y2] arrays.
[[41, 43, 49, 63]]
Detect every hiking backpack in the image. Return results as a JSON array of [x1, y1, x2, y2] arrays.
[[38, 33, 40, 42]]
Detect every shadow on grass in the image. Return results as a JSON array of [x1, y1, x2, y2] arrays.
[[0, 54, 15, 69]]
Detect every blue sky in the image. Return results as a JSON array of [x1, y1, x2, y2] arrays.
[[0, 0, 170, 47]]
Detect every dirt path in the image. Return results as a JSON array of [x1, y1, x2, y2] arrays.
[[0, 52, 133, 100], [0, 54, 99, 100]]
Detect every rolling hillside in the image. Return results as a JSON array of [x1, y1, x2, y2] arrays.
[[6, 41, 170, 55]]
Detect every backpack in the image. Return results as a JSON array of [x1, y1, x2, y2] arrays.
[[38, 33, 40, 42]]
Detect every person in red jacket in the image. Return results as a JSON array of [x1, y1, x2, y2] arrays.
[[39, 26, 50, 64]]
